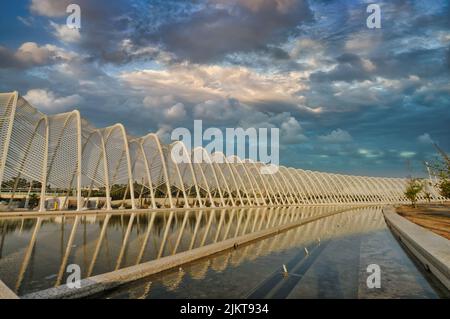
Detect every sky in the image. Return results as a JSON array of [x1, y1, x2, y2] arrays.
[[0, 0, 449, 177]]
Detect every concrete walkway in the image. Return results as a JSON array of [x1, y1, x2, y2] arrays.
[[383, 206, 450, 291]]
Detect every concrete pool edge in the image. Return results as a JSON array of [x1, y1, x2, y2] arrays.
[[383, 206, 450, 291], [0, 203, 378, 219], [0, 280, 19, 299], [21, 205, 371, 299]]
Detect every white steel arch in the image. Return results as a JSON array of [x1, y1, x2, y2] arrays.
[[0, 91, 444, 212]]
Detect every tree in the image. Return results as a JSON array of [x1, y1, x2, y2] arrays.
[[438, 179, 450, 199], [429, 144, 450, 199], [404, 178, 423, 207], [423, 191, 432, 203], [28, 194, 39, 209]]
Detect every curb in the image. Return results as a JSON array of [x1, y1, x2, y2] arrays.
[[0, 203, 377, 219], [0, 280, 19, 299], [383, 205, 450, 291]]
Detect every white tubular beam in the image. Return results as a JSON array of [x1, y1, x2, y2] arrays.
[[276, 167, 293, 204], [168, 142, 191, 208], [74, 111, 82, 211], [293, 169, 313, 204], [3, 91, 437, 212], [39, 116, 49, 212], [211, 152, 236, 206], [288, 168, 306, 204], [252, 161, 274, 206], [0, 92, 18, 193], [117, 124, 136, 210], [200, 149, 226, 207], [139, 140, 156, 209], [192, 147, 215, 207]]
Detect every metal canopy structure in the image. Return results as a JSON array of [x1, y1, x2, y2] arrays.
[[0, 92, 444, 212]]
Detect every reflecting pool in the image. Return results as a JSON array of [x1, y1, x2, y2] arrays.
[[0, 205, 347, 296], [98, 207, 449, 299]]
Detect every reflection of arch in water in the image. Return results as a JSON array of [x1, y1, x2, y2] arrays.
[[161, 268, 186, 291], [7, 205, 392, 294], [148, 206, 388, 292], [188, 259, 211, 280]]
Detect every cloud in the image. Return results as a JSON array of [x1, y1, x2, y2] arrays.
[[23, 89, 82, 112], [155, 124, 173, 144], [120, 62, 319, 115], [30, 0, 138, 64], [417, 133, 434, 144], [357, 148, 383, 159], [0, 42, 75, 69], [193, 99, 249, 123], [153, 0, 313, 62], [318, 129, 353, 143], [166, 103, 187, 120], [399, 151, 416, 158], [50, 22, 81, 43], [344, 32, 381, 54], [311, 53, 376, 83], [280, 116, 308, 144], [30, 0, 70, 17], [0, 0, 447, 178]]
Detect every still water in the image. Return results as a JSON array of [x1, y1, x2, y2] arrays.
[[0, 206, 344, 296], [0, 206, 448, 298], [99, 207, 449, 299]]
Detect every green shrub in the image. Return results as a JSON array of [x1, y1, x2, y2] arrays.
[[404, 178, 423, 207]]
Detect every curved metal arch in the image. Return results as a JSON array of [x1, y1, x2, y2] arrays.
[[317, 172, 340, 203], [245, 160, 274, 206], [77, 128, 111, 210], [292, 169, 314, 204], [211, 151, 246, 206], [369, 177, 391, 203], [338, 175, 357, 202], [286, 167, 307, 204], [308, 171, 328, 204], [298, 169, 320, 204], [327, 173, 348, 203], [228, 155, 260, 206], [169, 141, 203, 207], [242, 159, 270, 206], [360, 176, 379, 202], [45, 110, 83, 210], [348, 175, 371, 202], [209, 152, 236, 206], [276, 166, 297, 205], [267, 167, 289, 205], [102, 123, 136, 209], [2, 91, 441, 211], [0, 91, 19, 193], [278, 166, 300, 205], [143, 133, 175, 208], [357, 175, 377, 202], [380, 178, 395, 201], [192, 147, 223, 207]]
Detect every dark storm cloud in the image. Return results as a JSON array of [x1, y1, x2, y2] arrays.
[[0, 47, 23, 69], [311, 53, 373, 82], [373, 47, 449, 80], [29, 0, 141, 64], [27, 0, 313, 65], [153, 0, 313, 63], [0, 42, 73, 69]]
